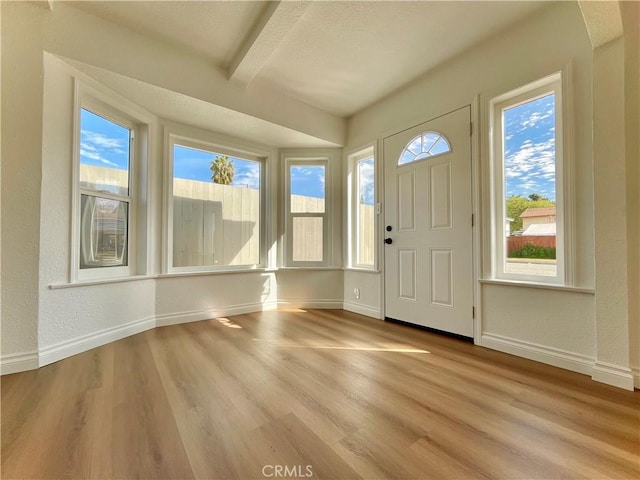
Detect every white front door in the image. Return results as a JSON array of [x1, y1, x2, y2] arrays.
[[383, 106, 473, 337]]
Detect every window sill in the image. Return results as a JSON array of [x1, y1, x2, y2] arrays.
[[157, 268, 277, 278], [49, 267, 348, 289], [480, 278, 594, 294], [49, 275, 155, 290], [277, 267, 343, 272], [343, 267, 380, 274]]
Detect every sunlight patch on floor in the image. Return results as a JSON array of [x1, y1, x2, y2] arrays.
[[252, 339, 429, 353], [217, 317, 243, 329]]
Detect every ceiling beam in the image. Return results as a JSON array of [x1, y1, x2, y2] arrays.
[[228, 1, 310, 84]]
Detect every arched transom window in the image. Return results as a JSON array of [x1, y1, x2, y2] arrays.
[[398, 131, 451, 165]]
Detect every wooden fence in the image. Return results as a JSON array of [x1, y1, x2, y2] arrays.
[[80, 165, 376, 267], [507, 235, 556, 256], [173, 178, 260, 267], [358, 204, 375, 265]]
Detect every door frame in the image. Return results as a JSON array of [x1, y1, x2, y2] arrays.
[[378, 98, 483, 344]]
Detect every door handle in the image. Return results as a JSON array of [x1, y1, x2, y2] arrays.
[[384, 238, 393, 245]]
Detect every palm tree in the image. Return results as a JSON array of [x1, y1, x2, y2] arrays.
[[210, 155, 234, 185]]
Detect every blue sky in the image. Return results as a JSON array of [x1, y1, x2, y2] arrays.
[[82, 99, 554, 204], [358, 157, 374, 205], [173, 144, 262, 190], [80, 109, 130, 171], [503, 94, 556, 201], [174, 146, 327, 199], [289, 165, 325, 199]]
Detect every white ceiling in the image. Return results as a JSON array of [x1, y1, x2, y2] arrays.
[[66, 0, 548, 118]]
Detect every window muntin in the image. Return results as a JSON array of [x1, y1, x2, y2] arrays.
[[491, 73, 565, 284], [399, 132, 451, 165], [286, 161, 328, 265], [78, 107, 133, 271], [170, 142, 264, 270]]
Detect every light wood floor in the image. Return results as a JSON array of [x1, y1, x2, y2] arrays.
[[2, 309, 639, 479]]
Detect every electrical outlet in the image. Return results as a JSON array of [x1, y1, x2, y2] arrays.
[[353, 287, 360, 299]]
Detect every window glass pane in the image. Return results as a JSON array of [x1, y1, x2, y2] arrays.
[[356, 157, 375, 266], [172, 144, 261, 268], [398, 132, 450, 165], [80, 195, 128, 268], [79, 109, 130, 195], [290, 165, 325, 213], [292, 217, 323, 262], [503, 93, 557, 277]]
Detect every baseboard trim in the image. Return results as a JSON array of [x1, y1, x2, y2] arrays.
[[277, 299, 343, 309], [342, 302, 381, 319], [632, 367, 640, 389], [156, 301, 277, 327], [592, 361, 635, 391], [39, 316, 156, 368], [480, 333, 594, 377], [0, 351, 39, 375]]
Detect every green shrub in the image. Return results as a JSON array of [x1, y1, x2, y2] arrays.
[[509, 243, 556, 259]]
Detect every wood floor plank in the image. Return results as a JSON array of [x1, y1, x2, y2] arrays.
[[2, 309, 638, 479], [111, 333, 194, 479]]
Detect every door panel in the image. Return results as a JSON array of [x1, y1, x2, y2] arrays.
[[384, 106, 473, 337], [431, 248, 453, 307], [397, 171, 416, 231], [429, 160, 452, 229], [398, 249, 417, 300]]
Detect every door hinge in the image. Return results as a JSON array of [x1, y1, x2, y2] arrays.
[[472, 306, 476, 319], [471, 214, 474, 227], [470, 122, 473, 136]]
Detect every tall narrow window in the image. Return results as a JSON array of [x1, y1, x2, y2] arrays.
[[491, 72, 566, 284], [286, 161, 328, 265], [78, 108, 133, 272], [348, 147, 376, 269], [170, 140, 264, 271]]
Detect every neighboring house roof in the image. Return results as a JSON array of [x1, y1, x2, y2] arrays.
[[522, 223, 556, 236], [520, 206, 556, 218]]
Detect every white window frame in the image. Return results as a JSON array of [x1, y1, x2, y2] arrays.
[[285, 158, 330, 267], [489, 71, 571, 285], [72, 83, 148, 282], [165, 130, 268, 273], [347, 146, 376, 270]]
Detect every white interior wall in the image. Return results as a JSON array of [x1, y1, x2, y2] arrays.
[[345, 2, 605, 376], [0, 2, 3, 351], [1, 1, 636, 389], [1, 3, 45, 367], [620, 0, 640, 384], [0, 1, 345, 374], [343, 270, 381, 319], [42, 1, 345, 147], [38, 53, 158, 364]]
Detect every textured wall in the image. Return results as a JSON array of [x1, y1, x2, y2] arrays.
[[1, 3, 45, 356], [346, 1, 596, 360]]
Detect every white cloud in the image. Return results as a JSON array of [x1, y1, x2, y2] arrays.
[[505, 136, 556, 199], [80, 148, 119, 168], [80, 129, 128, 169], [233, 164, 261, 189], [81, 130, 125, 150]]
